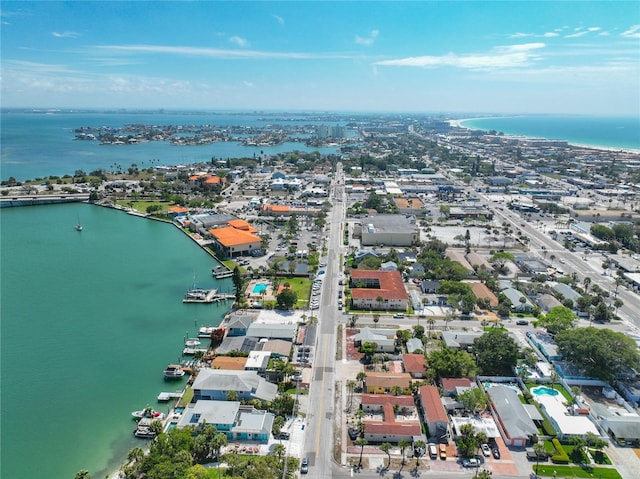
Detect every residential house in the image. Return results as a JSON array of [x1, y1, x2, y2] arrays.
[[210, 356, 247, 371], [417, 385, 450, 440], [176, 400, 275, 443], [403, 354, 427, 379], [441, 377, 477, 397], [365, 372, 412, 395], [487, 385, 538, 447], [192, 369, 278, 402], [501, 287, 534, 312], [244, 351, 271, 372], [226, 315, 255, 336], [246, 323, 298, 341], [361, 394, 421, 443], [445, 249, 474, 275], [405, 337, 424, 354], [352, 327, 396, 353], [469, 282, 499, 309], [441, 330, 484, 349]]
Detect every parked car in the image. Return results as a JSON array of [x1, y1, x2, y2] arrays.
[[481, 444, 491, 457], [516, 319, 528, 325], [278, 431, 290, 440], [348, 427, 360, 440], [461, 458, 480, 468], [492, 447, 500, 459], [300, 457, 309, 474]]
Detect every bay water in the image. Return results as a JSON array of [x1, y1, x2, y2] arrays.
[[1, 203, 233, 478]]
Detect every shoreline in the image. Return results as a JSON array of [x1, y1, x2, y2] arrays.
[[449, 117, 640, 155]]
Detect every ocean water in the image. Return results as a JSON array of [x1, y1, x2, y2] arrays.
[[460, 115, 640, 151], [0, 203, 233, 479], [0, 110, 342, 182]]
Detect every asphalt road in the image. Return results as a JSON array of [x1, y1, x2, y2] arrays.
[[302, 163, 347, 478]]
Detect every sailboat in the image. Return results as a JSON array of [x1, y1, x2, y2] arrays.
[[75, 215, 83, 231]]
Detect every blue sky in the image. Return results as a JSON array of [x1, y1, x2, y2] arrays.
[[1, 1, 638, 114]]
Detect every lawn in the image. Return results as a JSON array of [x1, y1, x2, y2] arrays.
[[116, 199, 170, 213], [535, 464, 622, 479]]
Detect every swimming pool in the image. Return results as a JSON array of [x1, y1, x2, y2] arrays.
[[531, 386, 559, 396], [252, 283, 268, 294]]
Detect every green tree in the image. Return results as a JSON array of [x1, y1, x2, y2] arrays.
[[555, 327, 640, 382], [360, 342, 378, 363], [398, 439, 410, 466], [536, 306, 577, 335], [427, 346, 476, 378], [472, 330, 519, 376], [457, 387, 488, 414], [272, 415, 285, 438], [75, 471, 91, 479], [276, 289, 298, 309], [379, 442, 392, 470], [232, 265, 244, 303], [355, 438, 368, 468], [533, 442, 546, 474]]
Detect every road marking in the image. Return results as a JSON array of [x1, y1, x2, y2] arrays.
[[314, 334, 329, 456]]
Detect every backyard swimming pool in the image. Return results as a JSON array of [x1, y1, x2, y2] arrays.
[[531, 386, 559, 396], [252, 283, 268, 294]]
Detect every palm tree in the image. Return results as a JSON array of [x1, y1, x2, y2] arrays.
[[211, 432, 227, 459], [379, 442, 392, 470], [75, 471, 91, 479], [355, 438, 368, 468], [413, 439, 426, 472], [272, 442, 286, 469], [398, 439, 410, 466], [127, 446, 144, 465], [356, 371, 367, 391], [533, 442, 546, 474], [346, 380, 357, 410]]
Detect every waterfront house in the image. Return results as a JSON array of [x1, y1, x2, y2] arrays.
[[176, 400, 274, 443], [226, 315, 255, 336], [192, 369, 277, 402]]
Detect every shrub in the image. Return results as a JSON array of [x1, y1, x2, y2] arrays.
[[551, 438, 570, 464]]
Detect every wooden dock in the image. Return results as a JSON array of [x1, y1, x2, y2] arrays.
[[157, 391, 182, 402]]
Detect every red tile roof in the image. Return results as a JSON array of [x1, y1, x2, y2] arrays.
[[365, 372, 412, 389], [402, 354, 427, 374], [350, 270, 408, 301], [364, 422, 422, 436], [361, 394, 415, 408], [441, 377, 476, 392], [418, 385, 448, 423]]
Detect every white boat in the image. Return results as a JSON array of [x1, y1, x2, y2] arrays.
[[163, 364, 186, 379], [198, 326, 216, 338], [184, 338, 201, 347], [132, 406, 166, 420]]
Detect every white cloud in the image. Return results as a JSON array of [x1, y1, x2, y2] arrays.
[[243, 80, 254, 87], [355, 29, 379, 46], [96, 44, 351, 60], [375, 43, 545, 70], [229, 36, 249, 47], [52, 31, 81, 38], [272, 14, 284, 25], [543, 32, 559, 38], [621, 25, 640, 38]]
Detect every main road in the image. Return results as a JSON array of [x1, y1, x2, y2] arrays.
[[302, 163, 347, 478]]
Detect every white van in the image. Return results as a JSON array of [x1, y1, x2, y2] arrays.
[[428, 443, 438, 459]]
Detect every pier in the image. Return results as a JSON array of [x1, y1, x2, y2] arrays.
[[157, 391, 183, 402], [0, 193, 90, 208], [182, 289, 235, 303]]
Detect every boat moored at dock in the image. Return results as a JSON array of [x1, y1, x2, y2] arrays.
[[163, 364, 186, 379], [212, 265, 233, 278]]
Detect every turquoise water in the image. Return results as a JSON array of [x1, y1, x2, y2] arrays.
[[252, 283, 268, 294], [460, 115, 640, 151], [0, 110, 342, 182], [531, 386, 560, 396], [0, 203, 233, 479]]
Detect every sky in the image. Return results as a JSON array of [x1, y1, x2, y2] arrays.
[[1, 1, 639, 114]]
